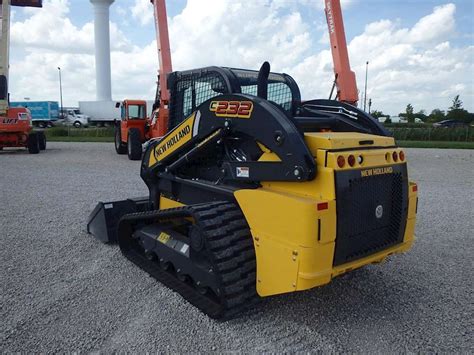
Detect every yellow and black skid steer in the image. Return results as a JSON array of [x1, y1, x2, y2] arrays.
[[87, 62, 418, 319]]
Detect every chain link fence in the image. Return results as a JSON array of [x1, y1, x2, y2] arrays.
[[388, 127, 473, 142]]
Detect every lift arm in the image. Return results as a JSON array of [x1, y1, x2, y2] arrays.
[[151, 0, 172, 135], [0, 0, 11, 114], [324, 0, 358, 106]]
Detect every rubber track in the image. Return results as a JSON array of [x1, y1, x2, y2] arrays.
[[117, 201, 259, 320]]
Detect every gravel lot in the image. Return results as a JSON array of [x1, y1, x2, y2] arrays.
[[1, 142, 472, 352]]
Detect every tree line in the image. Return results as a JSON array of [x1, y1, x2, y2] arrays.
[[371, 95, 473, 124]]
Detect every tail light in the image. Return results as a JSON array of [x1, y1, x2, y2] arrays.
[[399, 151, 405, 161], [337, 155, 345, 168], [392, 151, 398, 162], [348, 155, 355, 167], [317, 202, 328, 211]]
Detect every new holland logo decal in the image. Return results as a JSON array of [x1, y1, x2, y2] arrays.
[[361, 166, 393, 177], [149, 112, 199, 166], [154, 125, 191, 158]]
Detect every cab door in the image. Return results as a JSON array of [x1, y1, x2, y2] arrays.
[[120, 102, 129, 143]]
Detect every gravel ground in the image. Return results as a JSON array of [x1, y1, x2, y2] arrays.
[[0, 142, 472, 352]]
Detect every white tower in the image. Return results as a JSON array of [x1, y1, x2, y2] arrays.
[[90, 0, 114, 101]]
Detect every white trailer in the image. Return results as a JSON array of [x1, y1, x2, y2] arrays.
[[79, 100, 154, 126], [79, 100, 120, 126]]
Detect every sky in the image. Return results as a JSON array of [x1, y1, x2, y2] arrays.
[[7, 0, 474, 115]]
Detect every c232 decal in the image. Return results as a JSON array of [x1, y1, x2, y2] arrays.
[[209, 100, 253, 119]]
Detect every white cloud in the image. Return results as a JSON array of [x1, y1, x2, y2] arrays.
[[11, 0, 130, 53], [409, 3, 456, 43], [131, 0, 154, 26], [7, 0, 474, 115], [274, 0, 354, 10], [9, 0, 145, 104], [168, 0, 313, 71], [343, 3, 473, 114]]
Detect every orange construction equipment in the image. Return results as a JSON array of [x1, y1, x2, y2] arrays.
[[324, 0, 359, 106], [148, 0, 173, 139], [0, 106, 46, 153], [113, 0, 172, 160], [0, 0, 45, 153], [114, 99, 149, 160]]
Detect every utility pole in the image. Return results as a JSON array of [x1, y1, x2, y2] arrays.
[[363, 61, 369, 112], [57, 67, 63, 119], [368, 98, 372, 114]]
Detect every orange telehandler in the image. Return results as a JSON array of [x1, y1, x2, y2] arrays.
[[114, 99, 149, 160], [113, 0, 171, 160]]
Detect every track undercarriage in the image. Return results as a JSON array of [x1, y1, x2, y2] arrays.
[[118, 202, 258, 319]]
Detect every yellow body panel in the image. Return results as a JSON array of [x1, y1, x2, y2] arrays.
[[234, 132, 417, 297], [304, 132, 395, 151], [159, 196, 185, 209]]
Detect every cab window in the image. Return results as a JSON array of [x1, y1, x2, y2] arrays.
[[128, 104, 146, 119], [18, 112, 29, 120]]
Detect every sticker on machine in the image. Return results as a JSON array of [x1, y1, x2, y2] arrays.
[[236, 167, 249, 178]]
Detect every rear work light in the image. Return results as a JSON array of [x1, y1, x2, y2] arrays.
[[337, 155, 345, 168], [412, 184, 418, 192]]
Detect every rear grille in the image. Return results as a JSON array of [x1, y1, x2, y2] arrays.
[[333, 165, 408, 266]]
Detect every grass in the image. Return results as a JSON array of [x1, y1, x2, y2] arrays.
[[46, 136, 113, 143], [397, 140, 474, 149], [47, 136, 474, 149]]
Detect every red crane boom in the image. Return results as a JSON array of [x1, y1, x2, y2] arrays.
[[150, 0, 173, 137], [324, 0, 358, 106]]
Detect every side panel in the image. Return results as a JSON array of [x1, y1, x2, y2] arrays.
[[234, 188, 336, 296], [121, 121, 128, 143]]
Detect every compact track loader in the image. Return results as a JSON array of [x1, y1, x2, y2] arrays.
[[88, 63, 418, 319]]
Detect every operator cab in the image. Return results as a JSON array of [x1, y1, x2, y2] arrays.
[[167, 65, 389, 137], [120, 100, 147, 120], [167, 67, 299, 129]]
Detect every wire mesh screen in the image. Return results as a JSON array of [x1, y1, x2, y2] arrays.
[[169, 72, 227, 129], [241, 82, 293, 112], [233, 70, 295, 113]]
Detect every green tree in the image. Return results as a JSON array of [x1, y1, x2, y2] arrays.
[[450, 95, 463, 110], [428, 109, 445, 123], [447, 95, 472, 123], [414, 109, 427, 122], [371, 110, 386, 119], [405, 104, 415, 123]]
